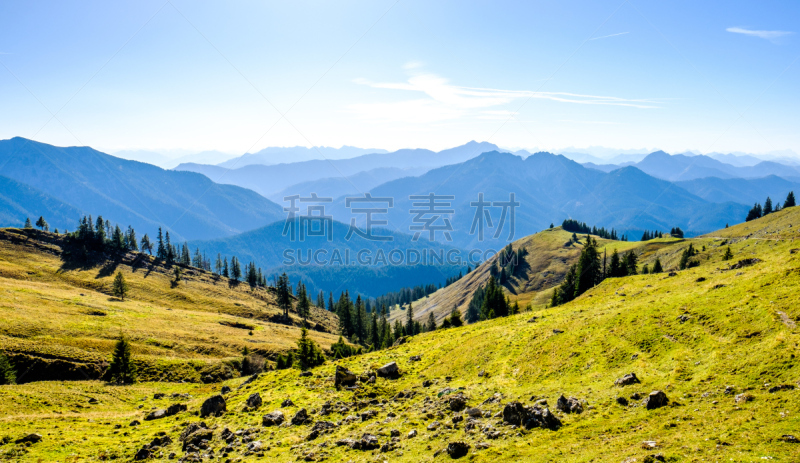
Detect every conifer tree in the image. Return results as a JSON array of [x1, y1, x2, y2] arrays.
[[140, 234, 152, 255], [328, 292, 334, 312], [165, 231, 174, 264], [24, 217, 32, 229], [369, 313, 381, 348], [215, 254, 222, 275], [608, 249, 623, 277], [652, 258, 663, 273], [393, 319, 404, 340], [354, 295, 366, 343], [0, 352, 16, 385], [575, 235, 602, 296], [297, 283, 310, 321], [156, 228, 166, 260], [764, 197, 773, 215], [426, 312, 437, 332], [108, 336, 136, 384], [127, 226, 138, 251], [785, 191, 796, 208], [222, 258, 229, 278], [35, 216, 48, 231], [317, 291, 325, 309], [449, 306, 463, 327], [624, 251, 638, 276], [276, 273, 292, 319], [405, 303, 415, 335], [112, 271, 129, 300], [231, 256, 242, 281], [723, 246, 733, 261]]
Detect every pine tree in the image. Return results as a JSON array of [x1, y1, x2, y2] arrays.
[[746, 203, 763, 222], [247, 262, 258, 287], [35, 216, 47, 230], [297, 283, 310, 321], [0, 352, 16, 385], [127, 226, 138, 251], [551, 264, 577, 307], [173, 266, 182, 284], [723, 246, 733, 261], [405, 303, 415, 336], [231, 256, 242, 281], [277, 273, 292, 319], [449, 306, 463, 327], [165, 231, 174, 264], [652, 258, 663, 273], [156, 228, 166, 260], [181, 243, 190, 266], [608, 249, 623, 277], [328, 292, 334, 312], [193, 248, 203, 268], [354, 295, 366, 343], [296, 328, 325, 370], [108, 336, 136, 384], [785, 191, 796, 208], [140, 234, 152, 255], [764, 197, 773, 215], [112, 271, 129, 300], [215, 254, 222, 275], [222, 258, 229, 278], [426, 312, 437, 332], [369, 313, 381, 348], [574, 235, 602, 296], [624, 251, 638, 276], [24, 217, 32, 229]]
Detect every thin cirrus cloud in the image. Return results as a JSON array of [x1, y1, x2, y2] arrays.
[[589, 32, 630, 41], [726, 27, 793, 41], [349, 71, 660, 123]]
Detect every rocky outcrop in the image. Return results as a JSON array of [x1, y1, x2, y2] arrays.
[[262, 411, 285, 426], [555, 395, 583, 414], [447, 441, 470, 458], [615, 373, 641, 386], [501, 402, 561, 430], [334, 366, 358, 387], [376, 361, 400, 379], [199, 394, 226, 418], [644, 391, 669, 410]]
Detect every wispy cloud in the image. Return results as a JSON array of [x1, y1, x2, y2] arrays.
[[589, 32, 629, 41], [726, 27, 793, 42]]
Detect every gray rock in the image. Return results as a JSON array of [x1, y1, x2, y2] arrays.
[[306, 421, 337, 440], [246, 393, 262, 409], [220, 385, 231, 394], [615, 372, 641, 387], [281, 398, 294, 407], [501, 402, 561, 430], [199, 395, 226, 418], [334, 365, 358, 387], [447, 393, 468, 412], [145, 409, 167, 421], [166, 403, 187, 416], [446, 441, 470, 459], [262, 410, 285, 426], [133, 446, 151, 460], [465, 407, 483, 418], [644, 391, 669, 410], [616, 397, 629, 406], [407, 429, 417, 438], [291, 408, 312, 425], [555, 395, 583, 414], [410, 355, 421, 362], [376, 361, 400, 379]]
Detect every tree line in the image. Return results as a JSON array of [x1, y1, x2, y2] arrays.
[[746, 191, 795, 222], [560, 219, 622, 240]]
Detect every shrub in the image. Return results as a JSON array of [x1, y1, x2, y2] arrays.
[[112, 271, 128, 300], [242, 353, 266, 375], [296, 328, 325, 370], [275, 352, 293, 369]]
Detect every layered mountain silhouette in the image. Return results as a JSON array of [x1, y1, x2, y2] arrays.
[[217, 145, 389, 168], [175, 141, 504, 197], [0, 138, 284, 240]]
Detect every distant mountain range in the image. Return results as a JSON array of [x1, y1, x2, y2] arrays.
[[0, 138, 283, 241], [112, 149, 239, 169], [217, 146, 389, 168], [174, 141, 505, 198]]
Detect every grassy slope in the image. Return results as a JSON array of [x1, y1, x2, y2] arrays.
[[0, 228, 340, 383], [2, 208, 799, 461]]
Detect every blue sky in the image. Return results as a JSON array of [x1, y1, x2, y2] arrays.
[[1, 0, 798, 156]]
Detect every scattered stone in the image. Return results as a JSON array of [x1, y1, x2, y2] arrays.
[[555, 395, 583, 414], [729, 258, 761, 269], [642, 454, 666, 463], [166, 403, 187, 416], [334, 366, 358, 387], [392, 337, 407, 347], [238, 373, 260, 389], [153, 393, 165, 399], [336, 433, 380, 450], [427, 421, 440, 431], [465, 407, 483, 418], [616, 397, 629, 406], [780, 435, 799, 443], [422, 379, 433, 387], [475, 442, 490, 450], [552, 329, 564, 334], [88, 397, 99, 404], [408, 429, 417, 438], [735, 393, 754, 403], [695, 277, 706, 282], [220, 385, 231, 394], [410, 355, 421, 362], [527, 316, 538, 323], [133, 446, 151, 460], [299, 371, 312, 377], [447, 393, 468, 412], [291, 408, 313, 426], [281, 398, 295, 407], [262, 410, 284, 426], [477, 370, 485, 377], [306, 421, 337, 440], [145, 409, 167, 421], [501, 402, 561, 430], [644, 391, 669, 410], [15, 433, 42, 444], [376, 361, 400, 379], [678, 314, 690, 323], [615, 372, 641, 387], [630, 392, 643, 400], [246, 393, 262, 409], [245, 440, 263, 455], [668, 272, 677, 277], [129, 420, 140, 426], [446, 441, 470, 459], [180, 422, 213, 451], [641, 440, 658, 449], [199, 395, 226, 418], [359, 410, 378, 421], [724, 385, 735, 395]]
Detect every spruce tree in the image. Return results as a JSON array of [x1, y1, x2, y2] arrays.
[[764, 197, 773, 215], [0, 352, 16, 385], [140, 234, 152, 255], [215, 254, 223, 275], [574, 235, 602, 296], [297, 283, 310, 321], [127, 227, 138, 251], [652, 258, 663, 273], [369, 313, 381, 348], [449, 306, 463, 327], [785, 191, 796, 208], [112, 271, 129, 300], [296, 328, 325, 370], [165, 232, 174, 264], [624, 251, 638, 276], [276, 273, 292, 319], [156, 228, 166, 260], [222, 258, 229, 278], [354, 295, 366, 343], [426, 312, 437, 332], [723, 246, 733, 261], [108, 336, 136, 384], [24, 217, 32, 229], [608, 249, 622, 277], [405, 303, 415, 335]]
